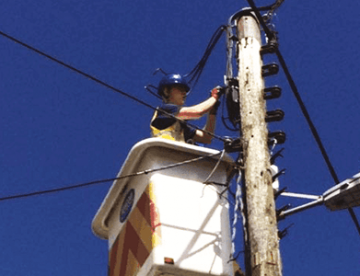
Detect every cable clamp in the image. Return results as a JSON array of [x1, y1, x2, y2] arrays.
[[224, 138, 243, 153]]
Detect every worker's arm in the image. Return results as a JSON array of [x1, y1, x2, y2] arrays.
[[193, 115, 216, 144], [193, 101, 219, 144], [177, 87, 222, 120], [177, 97, 216, 120]]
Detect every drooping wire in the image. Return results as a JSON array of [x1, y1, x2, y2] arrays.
[[244, 0, 360, 236], [0, 31, 155, 111], [201, 149, 235, 206], [0, 151, 224, 202], [226, 168, 246, 264], [185, 25, 226, 90], [146, 25, 225, 100], [0, 30, 226, 143], [231, 170, 242, 257], [203, 149, 226, 184]]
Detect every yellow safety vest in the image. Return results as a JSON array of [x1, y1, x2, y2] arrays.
[[150, 110, 185, 142]]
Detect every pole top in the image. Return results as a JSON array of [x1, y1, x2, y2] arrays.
[[230, 8, 259, 26], [234, 8, 261, 43]]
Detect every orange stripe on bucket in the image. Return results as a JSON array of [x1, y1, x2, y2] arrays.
[[109, 183, 162, 276]]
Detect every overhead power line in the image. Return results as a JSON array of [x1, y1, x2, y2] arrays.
[[0, 151, 225, 202], [0, 31, 156, 109], [0, 30, 226, 142]]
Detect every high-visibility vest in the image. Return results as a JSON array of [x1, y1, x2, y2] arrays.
[[150, 110, 185, 142]]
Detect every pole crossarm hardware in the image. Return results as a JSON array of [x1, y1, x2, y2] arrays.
[[323, 172, 360, 211], [236, 10, 282, 276], [278, 172, 360, 219]]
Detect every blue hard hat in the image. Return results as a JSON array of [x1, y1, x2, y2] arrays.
[[157, 74, 190, 96]]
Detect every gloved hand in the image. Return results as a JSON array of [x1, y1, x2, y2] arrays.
[[210, 86, 224, 100]]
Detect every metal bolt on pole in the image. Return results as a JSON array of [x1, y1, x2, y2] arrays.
[[236, 11, 282, 276]]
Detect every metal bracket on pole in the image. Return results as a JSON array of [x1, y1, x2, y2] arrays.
[[224, 138, 243, 153], [277, 171, 360, 219], [280, 192, 320, 200], [278, 195, 324, 220]]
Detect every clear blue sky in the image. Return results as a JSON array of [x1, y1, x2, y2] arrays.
[[0, 0, 359, 275]]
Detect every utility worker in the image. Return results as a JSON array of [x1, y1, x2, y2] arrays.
[[150, 74, 222, 144]]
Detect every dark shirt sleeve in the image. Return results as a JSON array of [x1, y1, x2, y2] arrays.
[[151, 103, 196, 142], [151, 103, 180, 130], [183, 124, 196, 141]]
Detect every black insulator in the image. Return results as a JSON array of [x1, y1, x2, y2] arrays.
[[260, 43, 278, 55], [262, 63, 279, 77], [261, 25, 279, 55], [265, 109, 285, 122], [268, 131, 286, 145], [264, 86, 282, 100]]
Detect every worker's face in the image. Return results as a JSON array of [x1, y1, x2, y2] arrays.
[[168, 85, 187, 106]]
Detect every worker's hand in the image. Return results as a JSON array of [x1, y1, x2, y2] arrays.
[[210, 86, 224, 100]]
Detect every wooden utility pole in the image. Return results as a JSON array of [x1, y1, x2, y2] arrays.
[[236, 11, 282, 276]]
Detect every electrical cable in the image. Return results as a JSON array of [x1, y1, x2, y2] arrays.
[[200, 149, 236, 208], [186, 25, 225, 82], [147, 25, 224, 100], [185, 25, 226, 90], [0, 31, 155, 111], [244, 0, 360, 236], [0, 151, 225, 202], [0, 30, 226, 143], [230, 169, 243, 261], [263, 0, 285, 22], [275, 50, 340, 183], [203, 149, 226, 184]]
